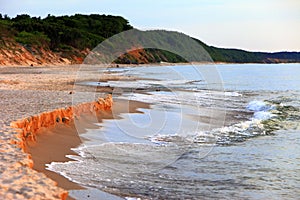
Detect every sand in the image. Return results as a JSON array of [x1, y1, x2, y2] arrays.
[[0, 65, 147, 199], [0, 89, 73, 199], [27, 99, 149, 191]]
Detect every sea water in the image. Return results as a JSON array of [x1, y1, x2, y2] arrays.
[[48, 63, 300, 199]]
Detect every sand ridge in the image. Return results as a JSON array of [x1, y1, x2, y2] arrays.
[[0, 65, 114, 199]]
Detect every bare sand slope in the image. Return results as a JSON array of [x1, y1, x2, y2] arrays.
[[0, 65, 122, 199]]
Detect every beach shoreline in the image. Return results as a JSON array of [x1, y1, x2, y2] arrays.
[[2, 61, 299, 199], [2, 62, 298, 199], [9, 94, 113, 198], [2, 60, 299, 68], [26, 99, 150, 200], [0, 63, 153, 199], [0, 65, 117, 199], [26, 98, 150, 191]]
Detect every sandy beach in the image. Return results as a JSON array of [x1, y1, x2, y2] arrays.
[[0, 64, 145, 199], [27, 99, 149, 190], [0, 63, 216, 199]]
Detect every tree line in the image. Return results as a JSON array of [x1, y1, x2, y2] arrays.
[[0, 13, 299, 64], [0, 13, 133, 50]]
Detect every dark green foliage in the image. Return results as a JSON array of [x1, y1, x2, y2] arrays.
[[260, 52, 300, 63], [193, 38, 300, 63], [1, 13, 132, 50], [15, 31, 50, 47], [0, 19, 14, 36], [145, 49, 186, 63], [0, 13, 299, 64]]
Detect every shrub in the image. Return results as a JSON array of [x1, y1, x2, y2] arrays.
[[15, 31, 50, 47]]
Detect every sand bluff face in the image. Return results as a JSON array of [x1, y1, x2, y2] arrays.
[[9, 94, 113, 200]]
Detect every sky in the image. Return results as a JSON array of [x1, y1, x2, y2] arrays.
[[1, 0, 299, 52]]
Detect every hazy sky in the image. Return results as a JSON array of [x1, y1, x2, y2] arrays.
[[1, 0, 299, 52]]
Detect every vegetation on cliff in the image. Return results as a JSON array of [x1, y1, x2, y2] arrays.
[[1, 14, 132, 49], [0, 13, 299, 65]]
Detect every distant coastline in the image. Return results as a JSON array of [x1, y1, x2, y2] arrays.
[[1, 14, 300, 67]]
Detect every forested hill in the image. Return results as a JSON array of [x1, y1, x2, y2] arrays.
[[193, 38, 300, 64], [0, 13, 299, 65]]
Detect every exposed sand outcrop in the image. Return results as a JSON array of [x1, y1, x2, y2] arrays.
[[0, 38, 89, 66], [0, 65, 116, 199], [7, 95, 113, 199], [11, 95, 113, 149]]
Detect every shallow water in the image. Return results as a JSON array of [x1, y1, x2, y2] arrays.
[[49, 63, 300, 199]]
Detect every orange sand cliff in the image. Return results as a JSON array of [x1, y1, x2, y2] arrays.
[[0, 38, 89, 66], [9, 94, 113, 200]]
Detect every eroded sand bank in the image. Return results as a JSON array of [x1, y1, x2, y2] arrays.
[[27, 99, 149, 193], [0, 65, 125, 199]]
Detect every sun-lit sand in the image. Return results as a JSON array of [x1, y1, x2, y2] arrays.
[[0, 65, 145, 199]]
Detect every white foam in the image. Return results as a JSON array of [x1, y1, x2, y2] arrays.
[[224, 91, 242, 97], [193, 115, 272, 145], [253, 111, 276, 120], [125, 198, 142, 200], [45, 161, 84, 186], [246, 100, 276, 120], [246, 100, 274, 112]]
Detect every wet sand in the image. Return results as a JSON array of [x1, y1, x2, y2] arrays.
[[0, 65, 143, 199], [0, 63, 239, 199], [27, 123, 84, 190], [26, 99, 150, 194]]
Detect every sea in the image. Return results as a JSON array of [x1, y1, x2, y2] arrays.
[[47, 63, 300, 200]]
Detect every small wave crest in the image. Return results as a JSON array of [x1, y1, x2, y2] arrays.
[[224, 91, 242, 97], [149, 101, 280, 146], [246, 100, 275, 112], [246, 100, 276, 120]]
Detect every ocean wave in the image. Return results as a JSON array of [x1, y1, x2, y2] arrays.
[[224, 91, 242, 97], [246, 100, 275, 112], [150, 99, 300, 146]]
